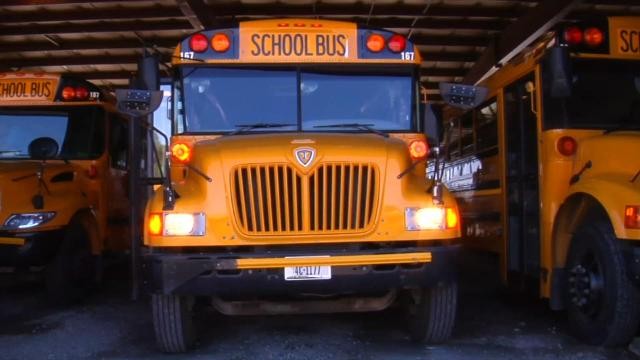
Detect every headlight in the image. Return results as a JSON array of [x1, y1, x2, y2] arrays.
[[3, 212, 56, 230], [405, 207, 457, 230], [148, 212, 206, 236]]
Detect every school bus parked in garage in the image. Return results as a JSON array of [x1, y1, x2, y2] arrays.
[[435, 17, 640, 346], [0, 73, 130, 303], [140, 19, 461, 353]]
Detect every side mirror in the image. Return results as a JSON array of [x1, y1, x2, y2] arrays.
[[439, 82, 488, 110], [28, 137, 59, 160], [421, 103, 443, 147], [546, 46, 572, 98]]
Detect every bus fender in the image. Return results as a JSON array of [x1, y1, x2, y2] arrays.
[[550, 177, 640, 309]]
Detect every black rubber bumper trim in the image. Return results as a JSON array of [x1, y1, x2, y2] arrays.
[[0, 229, 64, 266], [143, 245, 460, 297]]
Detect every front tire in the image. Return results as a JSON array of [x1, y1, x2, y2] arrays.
[[152, 293, 196, 353], [45, 220, 99, 304], [406, 282, 457, 343], [566, 221, 640, 346]]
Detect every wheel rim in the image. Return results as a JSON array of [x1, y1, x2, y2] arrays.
[[568, 250, 604, 318]]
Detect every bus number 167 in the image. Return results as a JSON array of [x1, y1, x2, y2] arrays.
[[401, 52, 415, 61]]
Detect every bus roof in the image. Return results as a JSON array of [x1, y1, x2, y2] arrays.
[[172, 18, 422, 66]]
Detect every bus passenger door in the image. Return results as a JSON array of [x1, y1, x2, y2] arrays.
[[503, 73, 540, 287], [106, 114, 130, 251]]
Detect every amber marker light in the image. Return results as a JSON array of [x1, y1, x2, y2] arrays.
[[211, 33, 231, 52], [557, 136, 577, 156], [625, 206, 640, 229], [148, 213, 163, 235], [171, 142, 192, 164], [446, 207, 458, 229], [409, 139, 429, 161], [366, 34, 386, 53]]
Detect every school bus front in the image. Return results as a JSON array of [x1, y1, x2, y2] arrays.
[[0, 73, 130, 303], [139, 19, 460, 353]]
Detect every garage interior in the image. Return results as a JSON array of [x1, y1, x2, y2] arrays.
[[1, 0, 639, 100]]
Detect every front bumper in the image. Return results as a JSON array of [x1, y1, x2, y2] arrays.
[[143, 244, 459, 297], [0, 230, 64, 266]]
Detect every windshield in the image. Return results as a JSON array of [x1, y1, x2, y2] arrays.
[[542, 58, 640, 131], [0, 106, 105, 160], [178, 67, 415, 134]]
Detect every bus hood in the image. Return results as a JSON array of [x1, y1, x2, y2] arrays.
[[192, 132, 406, 172], [577, 131, 640, 182], [0, 161, 77, 215]]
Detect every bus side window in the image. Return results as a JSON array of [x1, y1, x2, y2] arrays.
[[475, 100, 498, 152], [109, 115, 128, 170]]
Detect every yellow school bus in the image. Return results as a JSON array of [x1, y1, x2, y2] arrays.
[[0, 72, 130, 303], [140, 19, 460, 352], [438, 17, 640, 346]]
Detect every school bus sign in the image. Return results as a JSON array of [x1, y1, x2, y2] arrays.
[[0, 73, 59, 101], [611, 17, 640, 58]]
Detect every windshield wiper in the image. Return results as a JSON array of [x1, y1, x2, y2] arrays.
[[313, 123, 389, 138], [229, 123, 295, 136]]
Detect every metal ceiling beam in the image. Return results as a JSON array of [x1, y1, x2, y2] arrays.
[[421, 52, 480, 63], [0, 6, 179, 23], [201, 3, 525, 18], [176, 0, 219, 31], [420, 68, 469, 77], [0, 54, 172, 70], [1, 0, 137, 5], [0, 19, 191, 36], [412, 34, 490, 47], [463, 0, 582, 84], [0, 38, 179, 53]]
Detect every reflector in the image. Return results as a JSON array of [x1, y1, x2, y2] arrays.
[[557, 136, 577, 156]]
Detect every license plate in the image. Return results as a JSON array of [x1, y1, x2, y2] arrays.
[[284, 265, 331, 281]]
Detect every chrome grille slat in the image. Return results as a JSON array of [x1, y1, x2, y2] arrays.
[[232, 162, 378, 235]]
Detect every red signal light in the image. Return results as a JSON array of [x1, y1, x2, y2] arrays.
[[211, 33, 231, 52], [61, 86, 75, 101], [563, 26, 583, 45], [557, 136, 577, 156], [625, 206, 640, 229], [75, 86, 89, 100], [189, 33, 208, 53], [409, 139, 429, 161], [387, 34, 406, 53], [366, 34, 386, 53], [584, 27, 604, 47]]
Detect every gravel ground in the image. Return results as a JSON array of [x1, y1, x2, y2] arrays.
[[0, 255, 636, 360]]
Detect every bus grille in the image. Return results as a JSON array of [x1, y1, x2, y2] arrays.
[[231, 163, 378, 235]]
